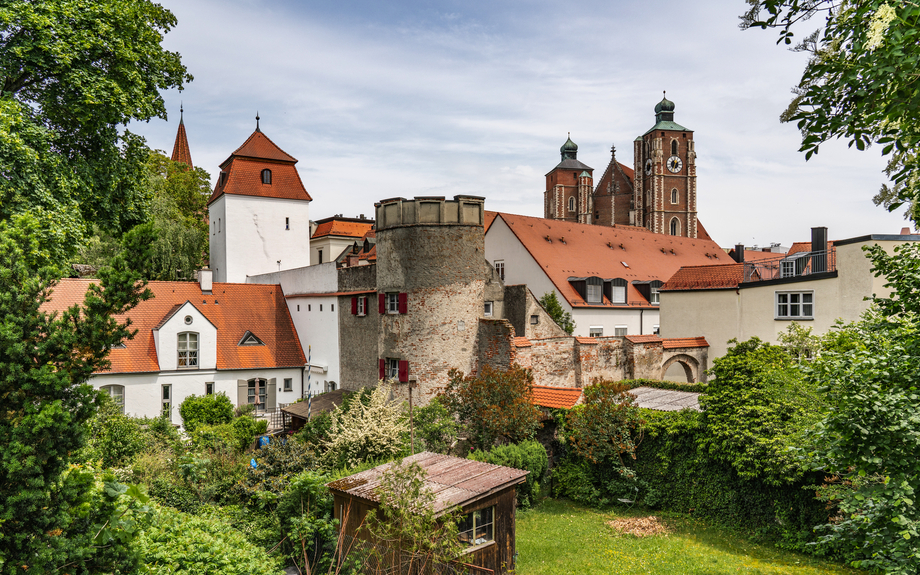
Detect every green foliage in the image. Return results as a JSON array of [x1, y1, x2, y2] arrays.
[[619, 378, 707, 393], [79, 393, 148, 468], [234, 438, 316, 505], [741, 1, 920, 225], [412, 396, 460, 454], [137, 505, 285, 575], [702, 338, 823, 486], [538, 290, 575, 334], [276, 470, 337, 573], [0, 223, 151, 571], [319, 383, 409, 470], [297, 409, 334, 447], [179, 393, 234, 433], [440, 365, 543, 451], [566, 380, 644, 476], [469, 440, 548, 508]]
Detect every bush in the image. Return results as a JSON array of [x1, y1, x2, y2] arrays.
[[566, 380, 643, 476], [619, 378, 707, 393], [231, 415, 268, 452], [412, 397, 460, 454], [469, 440, 548, 507], [234, 438, 316, 505], [179, 393, 234, 432], [276, 470, 337, 573]]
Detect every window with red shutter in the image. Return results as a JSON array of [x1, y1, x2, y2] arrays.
[[379, 293, 386, 314], [379, 359, 386, 380], [351, 297, 358, 315], [398, 292, 408, 314], [398, 360, 409, 383]]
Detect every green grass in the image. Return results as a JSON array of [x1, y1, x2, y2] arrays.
[[515, 498, 862, 575]]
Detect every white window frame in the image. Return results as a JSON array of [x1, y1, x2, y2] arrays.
[[484, 301, 493, 317], [357, 296, 367, 317], [205, 382, 214, 395], [650, 284, 661, 305], [283, 378, 293, 392], [387, 293, 399, 314], [458, 506, 494, 548], [614, 325, 628, 336], [161, 384, 172, 418], [248, 378, 267, 407], [101, 384, 125, 414], [585, 277, 603, 304], [776, 290, 814, 320], [385, 358, 399, 381], [589, 326, 603, 337], [611, 279, 627, 304], [177, 332, 198, 368], [494, 261, 505, 281]]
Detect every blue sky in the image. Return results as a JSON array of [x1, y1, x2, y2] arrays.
[[131, 0, 909, 247]]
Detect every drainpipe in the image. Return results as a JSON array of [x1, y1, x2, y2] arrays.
[[640, 309, 644, 335]]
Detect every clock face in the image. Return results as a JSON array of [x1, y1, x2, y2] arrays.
[[645, 158, 653, 175], [667, 155, 683, 173]]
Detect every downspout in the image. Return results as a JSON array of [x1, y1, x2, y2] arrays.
[[640, 309, 644, 335]]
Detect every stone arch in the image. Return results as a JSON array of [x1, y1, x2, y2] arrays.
[[660, 353, 700, 383]]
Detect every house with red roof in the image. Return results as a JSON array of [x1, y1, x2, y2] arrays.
[[310, 215, 374, 265], [660, 227, 920, 368]]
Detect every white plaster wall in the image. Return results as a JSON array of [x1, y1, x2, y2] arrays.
[[154, 302, 217, 370], [209, 196, 228, 282], [91, 367, 304, 426], [311, 236, 357, 266], [287, 295, 339, 396], [248, 262, 338, 295], [572, 307, 659, 337], [222, 195, 311, 282]]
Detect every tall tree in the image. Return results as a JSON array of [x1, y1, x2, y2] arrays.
[[741, 1, 920, 226]]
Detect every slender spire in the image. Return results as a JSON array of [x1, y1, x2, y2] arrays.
[[171, 105, 193, 169], [255, 111, 261, 132]]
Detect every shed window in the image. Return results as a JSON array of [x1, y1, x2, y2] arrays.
[[261, 169, 272, 184], [458, 506, 494, 547], [586, 277, 603, 304], [611, 278, 627, 304]]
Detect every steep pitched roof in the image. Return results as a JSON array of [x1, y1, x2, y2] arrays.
[[42, 279, 306, 374], [312, 218, 374, 240], [660, 263, 746, 291], [227, 130, 297, 164], [170, 111, 193, 168], [491, 212, 729, 307]]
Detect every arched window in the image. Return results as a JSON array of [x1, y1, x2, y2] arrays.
[[611, 278, 627, 304], [586, 276, 603, 304], [568, 196, 576, 212], [101, 384, 125, 414], [248, 378, 267, 407], [670, 218, 680, 236], [671, 140, 678, 156], [671, 189, 679, 204], [261, 169, 272, 184], [178, 332, 198, 368]]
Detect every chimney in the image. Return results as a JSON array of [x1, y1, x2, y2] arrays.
[[811, 227, 828, 273], [199, 268, 213, 294], [902, 227, 911, 235], [733, 244, 745, 263]]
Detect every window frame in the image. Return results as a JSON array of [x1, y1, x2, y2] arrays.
[[494, 261, 505, 281], [161, 384, 172, 418], [649, 281, 662, 306], [585, 276, 603, 304], [177, 332, 199, 369], [775, 290, 814, 320], [248, 378, 267, 407], [458, 506, 495, 549], [261, 168, 272, 184], [101, 384, 125, 414], [614, 325, 628, 336], [611, 278, 627, 304], [568, 196, 576, 212], [671, 188, 678, 204], [671, 139, 678, 156], [484, 301, 493, 317], [669, 217, 680, 236], [283, 378, 293, 392], [385, 358, 399, 381], [387, 293, 400, 314], [589, 326, 603, 337], [205, 382, 214, 396], [357, 296, 367, 316]]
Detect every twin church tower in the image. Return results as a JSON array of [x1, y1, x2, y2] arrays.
[[544, 93, 699, 239]]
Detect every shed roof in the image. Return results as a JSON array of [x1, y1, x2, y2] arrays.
[[282, 389, 349, 419], [327, 452, 528, 514]]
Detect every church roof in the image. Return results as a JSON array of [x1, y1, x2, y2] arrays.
[[547, 157, 593, 175], [223, 130, 298, 165], [643, 120, 691, 136], [170, 107, 193, 168]]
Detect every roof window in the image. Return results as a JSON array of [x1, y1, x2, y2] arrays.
[[238, 331, 265, 346]]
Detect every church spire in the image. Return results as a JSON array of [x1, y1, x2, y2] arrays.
[[171, 104, 193, 169]]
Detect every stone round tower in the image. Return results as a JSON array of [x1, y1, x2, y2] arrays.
[[374, 195, 487, 402]]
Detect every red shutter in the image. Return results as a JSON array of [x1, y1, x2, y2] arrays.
[[398, 360, 409, 383], [351, 296, 358, 315], [398, 292, 408, 314], [379, 293, 386, 314], [379, 359, 386, 380]]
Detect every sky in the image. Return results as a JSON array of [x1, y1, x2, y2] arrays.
[[130, 0, 910, 249]]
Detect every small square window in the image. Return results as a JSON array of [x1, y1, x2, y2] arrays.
[[283, 378, 293, 392], [614, 326, 627, 336], [530, 315, 539, 325], [205, 382, 214, 395], [387, 293, 399, 314], [484, 301, 493, 317], [589, 326, 603, 337]]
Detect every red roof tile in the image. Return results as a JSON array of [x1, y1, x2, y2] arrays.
[[788, 240, 834, 255], [484, 211, 498, 233], [531, 385, 583, 409], [625, 334, 662, 344], [228, 130, 297, 163], [618, 162, 635, 180], [662, 337, 709, 349], [491, 213, 729, 307], [171, 120, 193, 168], [661, 263, 745, 290], [696, 220, 714, 242], [42, 279, 305, 374], [512, 337, 532, 348], [575, 337, 598, 344], [736, 249, 786, 263], [312, 220, 374, 239]]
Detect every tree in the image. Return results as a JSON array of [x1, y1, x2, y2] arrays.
[[0, 0, 191, 262], [741, 1, 920, 226], [277, 470, 338, 574], [440, 365, 543, 451], [179, 393, 234, 433], [538, 291, 574, 335], [0, 223, 151, 572], [566, 380, 644, 478]]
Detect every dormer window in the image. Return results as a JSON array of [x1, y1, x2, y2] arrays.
[[611, 278, 627, 304], [261, 169, 272, 184], [238, 331, 264, 346], [586, 277, 603, 304], [178, 332, 198, 368]]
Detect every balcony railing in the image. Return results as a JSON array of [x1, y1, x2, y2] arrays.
[[741, 249, 836, 283]]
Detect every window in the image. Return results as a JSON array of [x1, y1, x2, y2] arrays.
[[586, 277, 603, 304], [218, 218, 221, 233], [178, 332, 198, 368], [776, 291, 814, 319], [530, 314, 539, 325], [671, 189, 678, 204], [568, 196, 576, 212], [161, 384, 172, 417], [669, 218, 680, 236], [484, 301, 493, 317], [387, 293, 399, 314], [261, 169, 272, 184], [308, 304, 311, 311], [589, 326, 603, 337], [353, 295, 367, 316], [653, 325, 660, 335], [239, 331, 264, 346], [248, 378, 267, 406], [318, 249, 323, 264], [101, 385, 125, 414], [297, 304, 300, 312], [325, 381, 337, 392], [671, 140, 678, 156], [611, 278, 627, 304], [458, 507, 494, 547], [385, 358, 399, 381], [205, 382, 214, 395], [650, 281, 662, 305], [331, 304, 334, 312], [320, 304, 323, 311], [494, 261, 505, 281], [285, 217, 290, 230], [614, 325, 628, 336], [283, 378, 293, 392]]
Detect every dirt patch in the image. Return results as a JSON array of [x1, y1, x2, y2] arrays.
[[606, 515, 671, 537]]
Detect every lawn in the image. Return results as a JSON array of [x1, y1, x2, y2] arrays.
[[515, 498, 862, 575]]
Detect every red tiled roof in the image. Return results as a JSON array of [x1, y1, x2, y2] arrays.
[[737, 249, 786, 263], [359, 244, 377, 262], [575, 337, 597, 344], [42, 279, 306, 374], [484, 211, 498, 233], [618, 162, 635, 180], [625, 334, 663, 344], [662, 337, 709, 349], [661, 263, 745, 291], [491, 212, 729, 307], [171, 120, 193, 168], [788, 240, 834, 255], [696, 220, 714, 242], [512, 337, 532, 348], [312, 220, 374, 240], [228, 130, 297, 163], [531, 385, 582, 409]]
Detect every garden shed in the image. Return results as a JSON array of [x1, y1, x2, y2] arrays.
[[327, 451, 528, 574]]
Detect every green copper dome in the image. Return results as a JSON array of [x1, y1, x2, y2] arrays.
[[560, 133, 578, 160], [654, 92, 675, 114]]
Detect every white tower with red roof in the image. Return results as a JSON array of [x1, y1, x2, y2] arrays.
[[208, 115, 313, 282]]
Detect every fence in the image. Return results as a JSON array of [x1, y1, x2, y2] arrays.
[[742, 249, 836, 283], [251, 403, 289, 430]]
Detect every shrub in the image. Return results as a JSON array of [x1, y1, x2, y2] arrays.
[[566, 380, 643, 477], [231, 415, 268, 452], [179, 393, 234, 432], [234, 438, 316, 504], [277, 470, 337, 573], [412, 397, 460, 454], [469, 440, 548, 507]]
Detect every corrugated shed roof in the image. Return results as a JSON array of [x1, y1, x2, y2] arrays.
[[282, 389, 348, 419], [661, 263, 745, 291], [327, 452, 528, 514], [492, 212, 728, 307], [312, 219, 374, 239], [531, 385, 582, 409], [42, 279, 306, 373]]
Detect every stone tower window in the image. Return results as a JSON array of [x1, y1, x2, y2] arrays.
[[671, 140, 678, 156], [671, 189, 678, 204], [670, 217, 680, 236], [568, 196, 576, 212]]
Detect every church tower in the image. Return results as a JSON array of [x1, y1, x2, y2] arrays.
[[170, 104, 193, 169], [544, 134, 594, 224], [633, 94, 698, 238]]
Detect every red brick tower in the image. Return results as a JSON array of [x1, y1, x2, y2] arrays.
[[171, 104, 193, 169], [544, 134, 594, 224]]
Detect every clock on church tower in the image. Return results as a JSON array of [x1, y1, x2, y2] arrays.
[[633, 92, 698, 238]]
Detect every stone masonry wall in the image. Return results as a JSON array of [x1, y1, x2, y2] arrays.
[[476, 319, 516, 372]]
